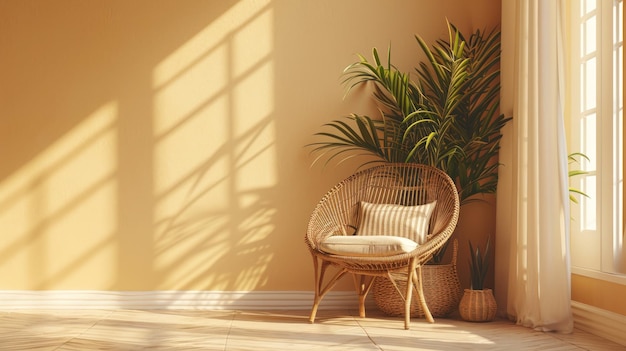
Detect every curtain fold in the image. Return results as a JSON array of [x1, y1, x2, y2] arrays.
[[497, 0, 573, 333]]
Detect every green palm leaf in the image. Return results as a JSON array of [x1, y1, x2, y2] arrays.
[[309, 21, 512, 205]]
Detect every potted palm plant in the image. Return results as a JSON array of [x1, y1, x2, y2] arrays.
[[459, 236, 497, 322], [310, 21, 511, 205], [372, 238, 462, 318], [309, 21, 511, 317]]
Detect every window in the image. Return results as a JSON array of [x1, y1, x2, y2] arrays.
[[568, 0, 625, 277]]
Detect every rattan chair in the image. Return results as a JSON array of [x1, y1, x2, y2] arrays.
[[305, 163, 460, 329]]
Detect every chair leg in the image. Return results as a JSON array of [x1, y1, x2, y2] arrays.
[[404, 258, 418, 330], [352, 275, 375, 318], [309, 256, 347, 323], [413, 265, 434, 323], [309, 256, 323, 323]]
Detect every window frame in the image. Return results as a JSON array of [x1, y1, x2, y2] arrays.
[[568, 0, 626, 280]]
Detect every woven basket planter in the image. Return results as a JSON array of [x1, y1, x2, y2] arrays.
[[372, 239, 461, 317], [458, 288, 497, 322]]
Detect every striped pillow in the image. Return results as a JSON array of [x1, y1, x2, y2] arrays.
[[356, 201, 437, 244]]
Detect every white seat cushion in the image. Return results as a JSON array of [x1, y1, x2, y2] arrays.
[[319, 235, 418, 257], [357, 201, 437, 244]]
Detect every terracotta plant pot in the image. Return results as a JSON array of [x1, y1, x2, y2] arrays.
[[458, 288, 497, 322]]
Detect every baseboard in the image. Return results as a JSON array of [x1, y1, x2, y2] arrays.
[[0, 290, 375, 311], [572, 301, 626, 347]]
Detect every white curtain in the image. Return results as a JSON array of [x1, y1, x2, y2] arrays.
[[496, 0, 573, 333]]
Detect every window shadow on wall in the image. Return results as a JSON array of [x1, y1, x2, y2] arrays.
[[0, 0, 282, 293]]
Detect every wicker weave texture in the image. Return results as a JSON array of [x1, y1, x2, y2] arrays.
[[305, 163, 461, 329], [373, 239, 461, 317], [458, 288, 498, 322]]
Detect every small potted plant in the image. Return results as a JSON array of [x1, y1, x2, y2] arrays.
[[458, 236, 497, 322]]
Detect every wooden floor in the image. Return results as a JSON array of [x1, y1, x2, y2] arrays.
[[0, 309, 623, 350]]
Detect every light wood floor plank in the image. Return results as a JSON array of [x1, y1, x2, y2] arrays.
[[0, 309, 623, 350]]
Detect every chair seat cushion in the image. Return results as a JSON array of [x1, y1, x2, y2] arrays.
[[319, 235, 418, 257]]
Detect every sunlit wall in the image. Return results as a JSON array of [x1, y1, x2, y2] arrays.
[[0, 0, 501, 291]]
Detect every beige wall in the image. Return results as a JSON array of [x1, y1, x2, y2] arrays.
[[572, 275, 626, 316], [0, 0, 500, 291]]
